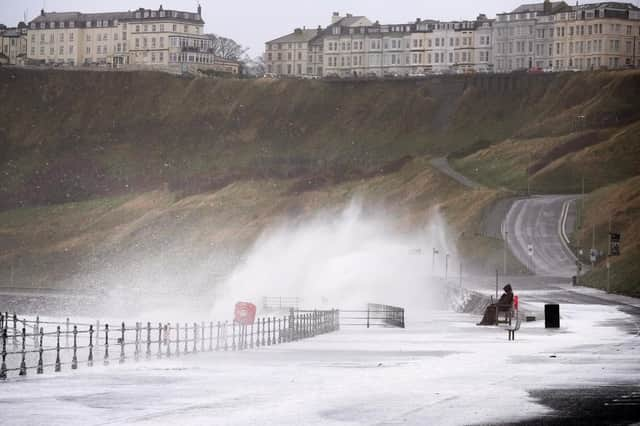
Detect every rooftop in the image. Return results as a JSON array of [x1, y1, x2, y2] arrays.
[[29, 7, 204, 26], [266, 28, 321, 44]]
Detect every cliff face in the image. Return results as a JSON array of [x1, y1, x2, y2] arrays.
[[2, 68, 639, 209]]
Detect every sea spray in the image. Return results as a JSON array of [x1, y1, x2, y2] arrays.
[[213, 201, 458, 318]]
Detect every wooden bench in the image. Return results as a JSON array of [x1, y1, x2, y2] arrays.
[[506, 316, 522, 341]]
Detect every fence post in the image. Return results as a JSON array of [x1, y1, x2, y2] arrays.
[[37, 327, 44, 374], [250, 322, 255, 349], [0, 328, 7, 379], [35, 316, 40, 347], [88, 325, 94, 367], [255, 319, 260, 348], [166, 323, 171, 358], [232, 321, 236, 351], [216, 321, 221, 351], [120, 322, 126, 364], [146, 322, 152, 359], [336, 309, 340, 331], [184, 323, 189, 354], [175, 322, 180, 357], [66, 318, 70, 347], [224, 321, 228, 351], [193, 322, 198, 353], [33, 322, 38, 349], [72, 325, 78, 370], [277, 318, 281, 344], [103, 324, 109, 366], [367, 306, 370, 329], [13, 314, 17, 349], [266, 318, 271, 346], [19, 327, 27, 376], [201, 322, 205, 352], [55, 326, 62, 372], [272, 317, 277, 345], [157, 322, 162, 359], [209, 322, 214, 352]]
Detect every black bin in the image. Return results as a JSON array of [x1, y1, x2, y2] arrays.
[[572, 276, 577, 286], [545, 304, 560, 329]]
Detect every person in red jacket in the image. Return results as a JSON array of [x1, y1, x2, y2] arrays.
[[477, 284, 514, 326]]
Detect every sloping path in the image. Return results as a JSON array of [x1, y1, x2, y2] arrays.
[[429, 157, 483, 189]]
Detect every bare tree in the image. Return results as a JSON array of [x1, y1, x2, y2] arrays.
[[205, 34, 248, 61]]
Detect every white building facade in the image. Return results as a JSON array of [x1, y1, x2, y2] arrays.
[[265, 2, 640, 77], [26, 6, 238, 74]]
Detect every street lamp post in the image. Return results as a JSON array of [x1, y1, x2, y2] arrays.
[[432, 248, 439, 275], [445, 254, 450, 281]]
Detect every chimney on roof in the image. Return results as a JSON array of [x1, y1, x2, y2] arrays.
[[346, 13, 353, 18], [41, 8, 45, 16], [317, 25, 322, 34], [294, 27, 302, 34], [197, 3, 201, 16], [416, 18, 421, 23], [332, 12, 341, 24], [544, 0, 552, 14]]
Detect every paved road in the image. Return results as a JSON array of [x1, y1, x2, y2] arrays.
[[503, 195, 578, 278]]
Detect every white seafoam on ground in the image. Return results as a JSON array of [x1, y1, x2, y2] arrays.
[[0, 303, 638, 425], [213, 201, 459, 317]]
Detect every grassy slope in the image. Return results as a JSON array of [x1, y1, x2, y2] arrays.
[[450, 73, 640, 295], [1, 69, 639, 292], [0, 158, 505, 291]]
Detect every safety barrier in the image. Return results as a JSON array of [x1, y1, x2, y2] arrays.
[[0, 309, 340, 380], [338, 304, 405, 329]]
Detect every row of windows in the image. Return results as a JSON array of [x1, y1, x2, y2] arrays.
[[326, 50, 491, 67], [134, 23, 197, 34], [134, 37, 165, 49]]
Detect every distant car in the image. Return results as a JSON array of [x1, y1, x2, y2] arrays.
[[527, 67, 544, 74], [262, 73, 278, 79], [409, 72, 426, 78]]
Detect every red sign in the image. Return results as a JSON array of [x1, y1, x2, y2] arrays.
[[234, 302, 257, 325], [514, 295, 519, 311]]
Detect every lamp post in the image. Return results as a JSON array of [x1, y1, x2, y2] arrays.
[[432, 248, 439, 275], [445, 254, 450, 281]]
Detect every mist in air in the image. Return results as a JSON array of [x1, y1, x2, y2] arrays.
[[213, 201, 458, 317]]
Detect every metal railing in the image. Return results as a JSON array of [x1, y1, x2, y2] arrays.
[[0, 309, 340, 380], [262, 297, 303, 312], [338, 304, 405, 329]]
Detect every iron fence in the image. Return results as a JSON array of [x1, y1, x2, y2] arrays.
[[0, 309, 340, 380], [336, 304, 405, 329]]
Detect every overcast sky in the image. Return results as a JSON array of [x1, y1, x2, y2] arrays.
[[3, 0, 640, 56]]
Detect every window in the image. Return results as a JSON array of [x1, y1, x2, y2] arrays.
[[152, 25, 156, 32], [69, 45, 73, 54], [173, 24, 177, 32], [136, 25, 140, 32], [70, 33, 74, 42], [59, 33, 64, 42]]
